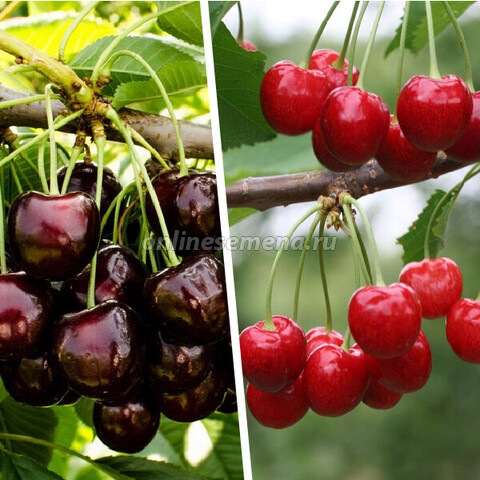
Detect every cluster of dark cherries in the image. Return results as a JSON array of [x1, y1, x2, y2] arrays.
[[0, 160, 236, 452]]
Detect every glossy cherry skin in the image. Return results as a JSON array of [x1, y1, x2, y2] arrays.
[[446, 92, 480, 162], [0, 352, 69, 407], [348, 283, 422, 359], [366, 330, 432, 393], [303, 343, 370, 417], [62, 244, 148, 313], [246, 375, 308, 428], [57, 162, 121, 216], [240, 315, 306, 393], [309, 49, 359, 88], [397, 75, 473, 152], [8, 191, 100, 281], [161, 368, 227, 422], [446, 298, 480, 363], [362, 377, 402, 410], [148, 329, 213, 394], [260, 60, 331, 135], [306, 326, 343, 356], [51, 301, 146, 400], [93, 395, 160, 453], [0, 273, 54, 360], [312, 116, 357, 172], [240, 40, 257, 51], [320, 87, 390, 165], [399, 257, 463, 319], [376, 116, 436, 182], [144, 253, 229, 345]]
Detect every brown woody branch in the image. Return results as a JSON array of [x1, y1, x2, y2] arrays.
[[0, 86, 213, 160], [226, 154, 470, 210]]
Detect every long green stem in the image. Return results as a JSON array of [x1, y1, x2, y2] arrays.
[[347, 1, 369, 86], [333, 2, 359, 70], [318, 217, 333, 333], [393, 1, 410, 121], [236, 2, 245, 44], [425, 1, 441, 79], [60, 146, 83, 195], [300, 1, 340, 69], [45, 85, 59, 195], [147, 232, 158, 272], [264, 204, 323, 330], [293, 213, 321, 322], [0, 183, 6, 274], [356, 1, 385, 90], [442, 1, 474, 91], [37, 138, 49, 193], [58, 1, 100, 63], [354, 222, 373, 285], [112, 183, 136, 244], [130, 127, 170, 170], [0, 94, 60, 110], [9, 163, 22, 195]]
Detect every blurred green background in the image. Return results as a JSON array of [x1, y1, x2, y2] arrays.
[[222, 2, 480, 479]]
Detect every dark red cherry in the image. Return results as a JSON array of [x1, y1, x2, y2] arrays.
[[399, 257, 463, 319], [93, 395, 160, 453], [397, 75, 473, 151], [240, 40, 257, 51], [303, 343, 370, 417], [51, 301, 146, 400], [309, 49, 359, 88], [144, 253, 228, 345], [362, 377, 402, 410], [348, 283, 422, 358], [148, 329, 213, 394], [376, 116, 436, 182], [320, 87, 390, 165], [246, 374, 309, 428], [0, 352, 69, 407], [260, 60, 330, 135], [446, 92, 480, 162], [0, 273, 54, 360], [306, 326, 343, 356], [240, 315, 306, 393], [57, 162, 121, 215], [61, 244, 148, 313], [446, 298, 480, 363], [8, 191, 100, 281], [366, 330, 432, 393], [161, 369, 227, 422]]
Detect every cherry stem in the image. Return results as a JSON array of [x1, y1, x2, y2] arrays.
[[37, 138, 49, 193], [58, 1, 100, 63], [147, 231, 158, 272], [354, 222, 373, 284], [236, 2, 245, 44], [300, 1, 340, 69], [347, 1, 369, 87], [393, 1, 410, 122], [341, 326, 352, 352], [318, 216, 333, 333], [112, 183, 135, 244], [293, 213, 321, 323], [425, 0, 441, 80], [332, 2, 359, 71], [265, 203, 323, 330], [442, 1, 474, 92], [60, 145, 83, 195], [347, 227, 361, 290], [0, 183, 6, 275], [356, 1, 385, 90], [129, 127, 170, 171], [0, 94, 59, 110], [45, 84, 59, 195], [10, 163, 22, 194]]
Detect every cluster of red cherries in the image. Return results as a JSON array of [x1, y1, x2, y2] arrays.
[[0, 160, 235, 453], [260, 49, 480, 181], [240, 255, 480, 428]]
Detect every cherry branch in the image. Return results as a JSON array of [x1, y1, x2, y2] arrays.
[[0, 86, 213, 160], [226, 154, 469, 210]]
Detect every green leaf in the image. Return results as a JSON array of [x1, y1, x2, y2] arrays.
[[2, 452, 63, 480], [385, 1, 474, 57], [73, 466, 104, 480], [95, 456, 218, 480], [209, 2, 237, 37], [213, 22, 275, 150], [74, 397, 95, 429], [28, 2, 80, 15], [155, 418, 190, 466], [0, 378, 8, 403], [228, 208, 258, 226], [0, 397, 57, 466], [156, 1, 204, 46]]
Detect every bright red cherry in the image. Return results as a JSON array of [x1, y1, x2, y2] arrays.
[[8, 191, 100, 281], [320, 87, 390, 165], [348, 283, 422, 359], [376, 116, 436, 182], [399, 257, 463, 319], [446, 298, 480, 363], [306, 326, 343, 356], [240, 40, 257, 51], [246, 375, 309, 428], [366, 330, 432, 393], [303, 343, 369, 417], [362, 377, 402, 410], [397, 75, 473, 152], [309, 49, 359, 88], [446, 91, 480, 162], [260, 61, 330, 135], [240, 315, 306, 393]]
